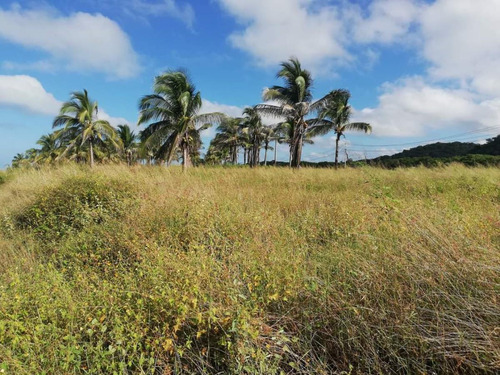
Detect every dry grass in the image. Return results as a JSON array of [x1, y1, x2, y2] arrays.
[[0, 164, 499, 374]]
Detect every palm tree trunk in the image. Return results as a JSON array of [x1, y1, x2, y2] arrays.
[[291, 121, 305, 168], [232, 146, 237, 164], [89, 140, 94, 168], [264, 141, 268, 166], [252, 144, 259, 167], [182, 145, 188, 172], [335, 133, 341, 170], [274, 140, 277, 166], [292, 136, 303, 168]]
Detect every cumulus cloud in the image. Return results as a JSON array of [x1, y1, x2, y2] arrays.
[[420, 0, 500, 96], [0, 75, 131, 126], [127, 0, 195, 28], [200, 99, 243, 118], [349, 0, 422, 44], [97, 109, 131, 127], [0, 75, 61, 115], [217, 0, 349, 71], [353, 77, 500, 137], [198, 99, 244, 139], [215, 0, 427, 72], [0, 5, 140, 79], [346, 0, 500, 138], [1, 60, 57, 73]]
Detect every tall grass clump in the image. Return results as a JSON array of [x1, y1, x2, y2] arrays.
[[1, 164, 499, 374]]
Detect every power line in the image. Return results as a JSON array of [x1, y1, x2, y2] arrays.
[[348, 125, 500, 147], [304, 127, 499, 161], [347, 134, 498, 152]]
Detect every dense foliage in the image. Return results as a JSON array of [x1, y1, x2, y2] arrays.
[[10, 58, 374, 169], [375, 136, 500, 160]]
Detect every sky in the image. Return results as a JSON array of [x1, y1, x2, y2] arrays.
[[1, 0, 500, 167]]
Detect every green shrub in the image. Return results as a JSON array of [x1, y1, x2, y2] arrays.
[[15, 176, 135, 240]]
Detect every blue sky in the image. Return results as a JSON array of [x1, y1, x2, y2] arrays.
[[1, 0, 500, 167]]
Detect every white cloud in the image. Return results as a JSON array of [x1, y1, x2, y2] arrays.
[[0, 5, 140, 79], [0, 75, 131, 126], [353, 77, 500, 137], [97, 109, 131, 127], [127, 0, 195, 28], [199, 99, 244, 139], [420, 0, 500, 96], [215, 0, 427, 73], [1, 60, 57, 73], [200, 99, 243, 118], [0, 75, 61, 115], [217, 0, 349, 71], [349, 0, 422, 44]]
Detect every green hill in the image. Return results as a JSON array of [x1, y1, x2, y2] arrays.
[[383, 141, 477, 159]]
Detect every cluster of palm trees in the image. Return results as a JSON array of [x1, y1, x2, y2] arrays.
[[12, 58, 372, 170]]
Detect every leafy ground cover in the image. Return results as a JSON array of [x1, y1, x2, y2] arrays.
[[0, 165, 499, 374]]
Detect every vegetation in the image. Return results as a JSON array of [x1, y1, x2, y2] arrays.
[[10, 57, 500, 170], [138, 71, 224, 171], [472, 135, 500, 155], [0, 165, 498, 374], [364, 136, 500, 168], [53, 90, 122, 168], [117, 124, 139, 166], [309, 89, 371, 169], [365, 154, 500, 169], [256, 58, 336, 168]]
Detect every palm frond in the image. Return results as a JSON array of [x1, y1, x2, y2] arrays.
[[344, 122, 372, 134]]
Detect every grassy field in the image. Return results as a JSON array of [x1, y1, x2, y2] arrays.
[[0, 165, 499, 374]]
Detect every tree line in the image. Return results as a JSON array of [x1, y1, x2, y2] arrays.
[[11, 58, 372, 170]]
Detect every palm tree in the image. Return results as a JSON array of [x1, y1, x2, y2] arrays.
[[53, 90, 122, 168], [138, 71, 224, 171], [117, 124, 138, 166], [241, 107, 265, 167], [273, 120, 314, 166], [185, 122, 212, 166], [261, 126, 275, 166], [35, 132, 61, 164], [256, 57, 331, 168], [213, 117, 242, 164], [310, 89, 372, 169], [11, 152, 29, 168]]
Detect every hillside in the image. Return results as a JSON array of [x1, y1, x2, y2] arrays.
[[382, 141, 477, 158], [1, 166, 499, 374], [375, 135, 500, 160]]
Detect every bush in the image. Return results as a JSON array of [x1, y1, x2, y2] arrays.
[[15, 175, 135, 240]]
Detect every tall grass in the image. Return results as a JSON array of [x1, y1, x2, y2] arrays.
[[1, 165, 499, 374]]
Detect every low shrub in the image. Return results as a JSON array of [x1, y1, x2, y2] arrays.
[[15, 175, 135, 240]]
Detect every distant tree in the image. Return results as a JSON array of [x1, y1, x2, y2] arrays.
[[310, 89, 371, 169], [256, 58, 332, 168], [53, 90, 122, 168], [35, 132, 62, 164], [117, 124, 138, 165], [472, 135, 500, 155], [241, 107, 265, 167], [138, 71, 224, 171], [213, 117, 242, 164]]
